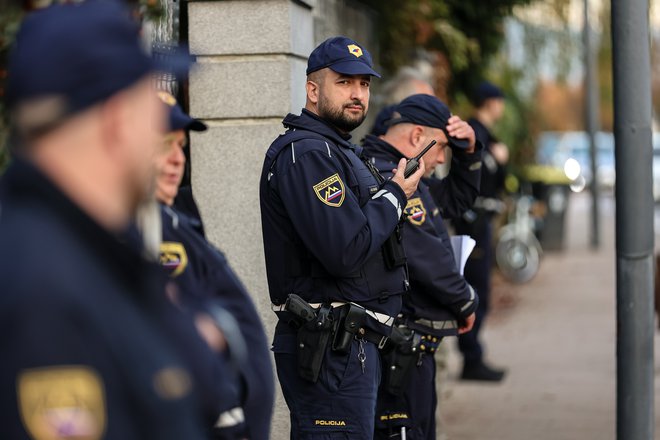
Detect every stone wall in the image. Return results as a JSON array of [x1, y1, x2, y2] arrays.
[[186, 1, 378, 437], [187, 1, 313, 437]]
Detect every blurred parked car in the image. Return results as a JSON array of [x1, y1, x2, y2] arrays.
[[537, 131, 660, 202], [536, 131, 615, 193]]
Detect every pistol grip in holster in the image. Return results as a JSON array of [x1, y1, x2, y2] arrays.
[[331, 303, 367, 354], [296, 304, 333, 383], [382, 327, 418, 396]]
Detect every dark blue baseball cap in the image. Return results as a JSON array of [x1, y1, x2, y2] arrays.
[[472, 81, 505, 107], [388, 94, 470, 150], [157, 91, 207, 132], [6, 0, 192, 136], [306, 36, 380, 78], [370, 104, 397, 137]]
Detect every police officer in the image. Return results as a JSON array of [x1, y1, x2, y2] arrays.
[[0, 2, 208, 439], [454, 81, 509, 382], [260, 36, 424, 439], [362, 94, 481, 440], [153, 93, 275, 439]]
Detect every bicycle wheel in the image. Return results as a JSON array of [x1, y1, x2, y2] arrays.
[[495, 236, 541, 284]]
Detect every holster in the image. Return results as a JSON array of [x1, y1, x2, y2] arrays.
[[331, 303, 367, 353], [382, 222, 407, 270], [381, 326, 418, 396], [296, 304, 333, 383]]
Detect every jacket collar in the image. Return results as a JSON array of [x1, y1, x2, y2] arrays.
[[1, 158, 156, 298], [282, 109, 354, 149], [361, 134, 406, 164]]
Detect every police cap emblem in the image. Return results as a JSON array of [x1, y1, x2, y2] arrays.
[[157, 90, 177, 107], [347, 44, 363, 58]]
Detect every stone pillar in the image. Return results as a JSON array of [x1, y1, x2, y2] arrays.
[[187, 1, 313, 438]]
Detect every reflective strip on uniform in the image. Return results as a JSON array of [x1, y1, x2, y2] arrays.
[[460, 285, 476, 312], [414, 318, 457, 330], [372, 189, 402, 218], [214, 407, 245, 429]]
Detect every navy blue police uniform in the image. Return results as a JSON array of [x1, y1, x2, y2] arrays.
[[0, 160, 208, 440], [160, 204, 275, 440], [362, 94, 482, 440], [0, 2, 208, 438], [154, 98, 275, 440], [260, 37, 411, 439], [453, 82, 508, 381]]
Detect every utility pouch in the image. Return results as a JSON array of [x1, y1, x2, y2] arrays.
[[296, 304, 333, 383], [381, 223, 406, 270], [382, 327, 418, 396], [332, 303, 367, 353]]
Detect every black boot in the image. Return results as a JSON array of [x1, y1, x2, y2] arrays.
[[461, 360, 506, 382]]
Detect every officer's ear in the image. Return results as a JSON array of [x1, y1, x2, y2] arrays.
[[98, 88, 127, 154], [410, 125, 425, 149], [306, 70, 324, 105], [306, 79, 320, 104], [98, 78, 150, 160]]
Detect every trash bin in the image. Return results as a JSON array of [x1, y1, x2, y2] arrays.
[[532, 182, 570, 251], [521, 165, 572, 252]]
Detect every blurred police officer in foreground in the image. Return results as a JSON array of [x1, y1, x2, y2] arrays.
[[0, 2, 208, 439], [259, 36, 424, 439], [154, 92, 275, 439], [454, 81, 509, 382], [363, 94, 481, 439]]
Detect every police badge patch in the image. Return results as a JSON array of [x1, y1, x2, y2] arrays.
[[18, 366, 106, 440], [347, 44, 363, 58], [159, 242, 188, 277], [405, 197, 427, 225], [313, 173, 345, 207]]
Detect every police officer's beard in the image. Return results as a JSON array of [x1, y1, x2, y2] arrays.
[[318, 97, 366, 133]]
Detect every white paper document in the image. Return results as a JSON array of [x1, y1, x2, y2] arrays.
[[450, 235, 476, 276]]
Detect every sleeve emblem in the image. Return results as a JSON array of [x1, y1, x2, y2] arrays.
[[159, 242, 188, 277], [313, 173, 345, 207], [18, 366, 106, 440], [404, 197, 427, 225]]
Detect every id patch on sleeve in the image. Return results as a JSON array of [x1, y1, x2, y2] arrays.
[[405, 197, 427, 225], [18, 366, 106, 440], [313, 173, 345, 207], [159, 242, 188, 277]]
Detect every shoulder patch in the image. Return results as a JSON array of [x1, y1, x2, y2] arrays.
[[159, 242, 188, 277], [18, 366, 106, 440], [313, 173, 345, 207], [405, 197, 427, 225]]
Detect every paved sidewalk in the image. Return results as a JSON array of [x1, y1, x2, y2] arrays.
[[438, 192, 660, 440]]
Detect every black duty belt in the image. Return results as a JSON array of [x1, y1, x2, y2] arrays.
[[356, 326, 388, 349], [272, 300, 392, 348], [413, 317, 457, 332], [272, 301, 395, 327]]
